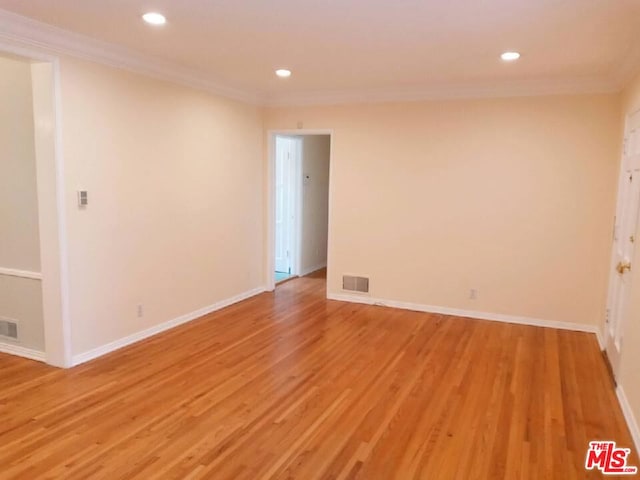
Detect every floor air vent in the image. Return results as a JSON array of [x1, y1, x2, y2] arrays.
[[0, 319, 18, 340], [343, 275, 369, 293]]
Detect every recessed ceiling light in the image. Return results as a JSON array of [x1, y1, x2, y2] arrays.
[[501, 51, 521, 61], [275, 69, 292, 78], [142, 12, 166, 26]]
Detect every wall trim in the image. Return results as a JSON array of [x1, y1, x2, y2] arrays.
[[331, 292, 638, 453], [0, 341, 46, 362], [616, 386, 640, 456], [0, 8, 260, 105], [0, 267, 43, 280], [595, 328, 605, 351], [264, 76, 620, 107], [0, 8, 631, 107], [327, 292, 601, 335], [0, 40, 73, 367], [266, 129, 335, 291], [72, 286, 267, 366], [300, 262, 327, 277]]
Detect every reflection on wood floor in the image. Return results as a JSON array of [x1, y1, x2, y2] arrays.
[[0, 269, 636, 479]]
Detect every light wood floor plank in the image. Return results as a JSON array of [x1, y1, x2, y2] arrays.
[[0, 270, 636, 479]]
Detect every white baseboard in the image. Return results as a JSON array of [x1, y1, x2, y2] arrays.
[[300, 262, 327, 277], [330, 292, 638, 455], [0, 341, 45, 362], [327, 292, 601, 335], [72, 286, 267, 366], [616, 386, 640, 455], [595, 328, 605, 351]]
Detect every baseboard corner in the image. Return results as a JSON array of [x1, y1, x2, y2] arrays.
[[300, 262, 327, 277], [595, 327, 605, 351], [616, 385, 640, 455]]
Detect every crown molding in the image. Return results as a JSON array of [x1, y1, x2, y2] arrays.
[[0, 7, 635, 108], [0, 8, 263, 104], [264, 75, 620, 107]]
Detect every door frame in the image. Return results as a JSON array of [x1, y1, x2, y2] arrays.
[[0, 41, 71, 367], [266, 129, 334, 291], [274, 135, 303, 277], [604, 107, 640, 377]]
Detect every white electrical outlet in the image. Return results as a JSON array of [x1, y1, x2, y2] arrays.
[[137, 304, 143, 317], [469, 289, 478, 300]]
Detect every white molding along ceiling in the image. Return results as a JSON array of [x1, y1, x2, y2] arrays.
[[0, 6, 638, 106], [263, 76, 620, 107], [0, 9, 260, 104]]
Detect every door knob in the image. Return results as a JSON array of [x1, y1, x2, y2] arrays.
[[616, 261, 632, 274]]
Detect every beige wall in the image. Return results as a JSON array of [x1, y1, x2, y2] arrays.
[[265, 95, 621, 326], [59, 58, 265, 356], [0, 57, 40, 271], [0, 56, 45, 352], [618, 70, 640, 449], [299, 135, 330, 274], [0, 276, 44, 351]]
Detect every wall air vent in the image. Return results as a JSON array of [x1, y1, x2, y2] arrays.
[[343, 275, 369, 293], [0, 318, 18, 340]]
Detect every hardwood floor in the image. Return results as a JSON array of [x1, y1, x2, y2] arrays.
[[0, 270, 637, 479]]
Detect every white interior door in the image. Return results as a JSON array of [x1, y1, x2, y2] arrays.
[[606, 110, 640, 378], [275, 136, 299, 274]]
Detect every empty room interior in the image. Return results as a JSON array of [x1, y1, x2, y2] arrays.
[[1, 1, 640, 478]]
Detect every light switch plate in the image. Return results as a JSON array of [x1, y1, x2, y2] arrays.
[[78, 190, 88, 207]]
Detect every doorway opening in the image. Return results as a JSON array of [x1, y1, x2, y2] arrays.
[[0, 45, 70, 367], [270, 132, 332, 289]]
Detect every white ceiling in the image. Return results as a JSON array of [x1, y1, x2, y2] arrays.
[[0, 0, 639, 104]]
